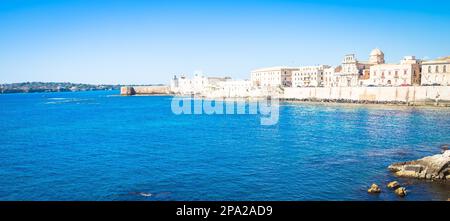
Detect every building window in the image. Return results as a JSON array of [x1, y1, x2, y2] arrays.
[[436, 66, 439, 73], [428, 66, 432, 73], [444, 65, 447, 73]]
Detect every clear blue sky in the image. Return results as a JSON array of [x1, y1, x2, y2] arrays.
[[1, 0, 449, 84]]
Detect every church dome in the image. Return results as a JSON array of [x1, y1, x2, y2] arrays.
[[369, 48, 385, 64], [370, 48, 384, 56]]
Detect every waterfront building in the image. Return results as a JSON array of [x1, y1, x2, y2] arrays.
[[204, 76, 232, 93], [292, 65, 330, 87], [335, 48, 385, 87], [170, 74, 201, 94], [322, 66, 343, 87], [170, 74, 229, 95], [421, 56, 450, 86], [250, 66, 299, 88], [362, 56, 421, 86], [338, 54, 366, 87], [322, 66, 335, 87], [216, 80, 253, 97]]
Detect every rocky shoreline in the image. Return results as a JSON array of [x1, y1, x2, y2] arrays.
[[368, 149, 449, 199], [388, 150, 450, 181], [281, 98, 450, 107]]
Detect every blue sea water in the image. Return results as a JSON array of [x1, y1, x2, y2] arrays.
[[0, 90, 449, 201]]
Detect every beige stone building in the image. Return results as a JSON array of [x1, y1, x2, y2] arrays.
[[336, 49, 385, 87], [363, 56, 421, 86], [292, 65, 330, 87], [340, 53, 367, 86], [323, 66, 343, 87], [250, 66, 299, 88], [421, 56, 450, 86]]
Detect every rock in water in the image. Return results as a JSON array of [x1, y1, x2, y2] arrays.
[[387, 181, 400, 189], [388, 150, 450, 181], [394, 187, 407, 197], [368, 183, 381, 194]]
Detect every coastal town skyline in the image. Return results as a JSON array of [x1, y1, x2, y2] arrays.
[[171, 49, 449, 88], [119, 47, 450, 109], [1, 0, 450, 85]]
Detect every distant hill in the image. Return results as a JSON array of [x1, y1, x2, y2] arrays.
[[0, 82, 122, 94]]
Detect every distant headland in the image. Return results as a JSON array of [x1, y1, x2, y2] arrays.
[[0, 82, 121, 94], [0, 82, 163, 94]]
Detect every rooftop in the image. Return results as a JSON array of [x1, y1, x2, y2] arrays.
[[422, 56, 450, 64], [251, 66, 300, 72]]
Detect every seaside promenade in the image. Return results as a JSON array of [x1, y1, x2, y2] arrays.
[[283, 85, 450, 106], [120, 85, 450, 106]]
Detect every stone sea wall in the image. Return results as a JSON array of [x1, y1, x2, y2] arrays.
[[121, 85, 450, 106], [283, 86, 450, 106], [120, 86, 170, 96]]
